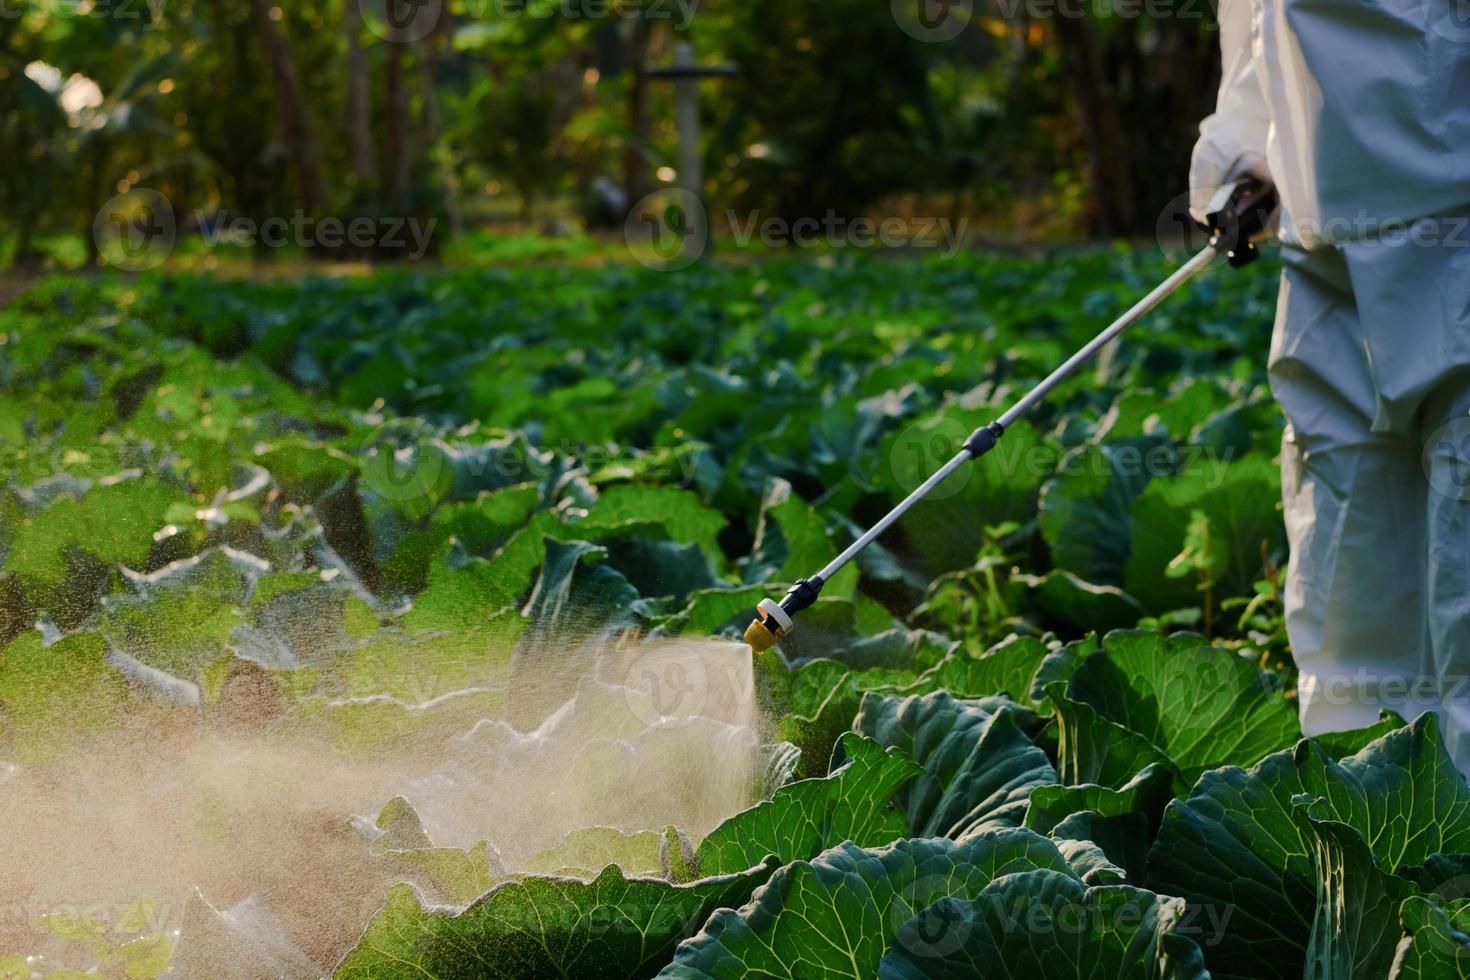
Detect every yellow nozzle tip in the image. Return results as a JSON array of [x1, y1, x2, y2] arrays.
[[744, 619, 778, 653]]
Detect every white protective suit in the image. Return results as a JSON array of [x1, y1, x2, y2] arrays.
[[1191, 0, 1470, 771]]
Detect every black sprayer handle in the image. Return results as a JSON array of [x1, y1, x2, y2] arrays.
[[1203, 178, 1278, 268], [778, 577, 824, 618]]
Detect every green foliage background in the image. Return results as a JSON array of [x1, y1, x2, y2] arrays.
[[3, 248, 1466, 977]]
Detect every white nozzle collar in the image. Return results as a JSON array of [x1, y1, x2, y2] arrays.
[[758, 597, 794, 632]]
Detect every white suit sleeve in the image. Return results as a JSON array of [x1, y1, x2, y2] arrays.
[[1189, 0, 1272, 222]]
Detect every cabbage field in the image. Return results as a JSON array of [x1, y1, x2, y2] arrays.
[[2, 250, 1467, 979]]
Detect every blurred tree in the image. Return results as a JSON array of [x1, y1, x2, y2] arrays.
[[383, 31, 412, 215], [453, 73, 568, 222], [417, 14, 463, 237], [72, 53, 181, 264], [0, 55, 68, 267], [1051, 14, 1218, 235], [709, 0, 934, 221], [451, 9, 592, 223], [246, 0, 327, 217], [174, 0, 287, 249], [344, 0, 376, 189], [623, 14, 655, 207], [0, 0, 1226, 268]]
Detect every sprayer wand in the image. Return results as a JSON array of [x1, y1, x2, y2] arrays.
[[743, 180, 1277, 653]]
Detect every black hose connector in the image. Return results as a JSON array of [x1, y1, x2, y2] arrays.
[[964, 421, 1007, 457], [1204, 178, 1278, 268], [779, 576, 825, 617]]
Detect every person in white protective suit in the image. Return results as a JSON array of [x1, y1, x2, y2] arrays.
[[1190, 0, 1470, 771]]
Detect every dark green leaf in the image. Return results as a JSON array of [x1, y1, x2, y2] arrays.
[[855, 691, 1057, 839], [878, 870, 1211, 979]]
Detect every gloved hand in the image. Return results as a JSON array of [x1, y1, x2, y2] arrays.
[[1189, 140, 1274, 228]]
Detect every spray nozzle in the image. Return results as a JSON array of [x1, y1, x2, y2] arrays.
[[742, 578, 824, 653], [743, 597, 791, 653]]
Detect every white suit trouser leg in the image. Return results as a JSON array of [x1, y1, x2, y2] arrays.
[[1270, 225, 1470, 773]]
